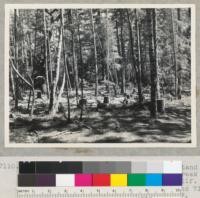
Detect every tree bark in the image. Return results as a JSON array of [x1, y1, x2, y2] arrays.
[[120, 10, 126, 94], [177, 8, 182, 100], [152, 9, 160, 100], [27, 88, 31, 111], [76, 11, 84, 121], [106, 9, 110, 94], [47, 31, 53, 85], [65, 54, 72, 90], [65, 60, 71, 122], [62, 11, 71, 122], [69, 10, 79, 105], [14, 9, 19, 109], [10, 67, 15, 100], [147, 9, 158, 118], [140, 25, 146, 85], [171, 9, 178, 98], [49, 9, 63, 115], [10, 59, 35, 116], [135, 9, 143, 97], [90, 9, 98, 97], [115, 20, 121, 56], [53, 73, 66, 116], [126, 9, 143, 103], [43, 9, 50, 99]]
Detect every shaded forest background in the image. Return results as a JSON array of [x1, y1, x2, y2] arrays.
[[9, 8, 192, 143]]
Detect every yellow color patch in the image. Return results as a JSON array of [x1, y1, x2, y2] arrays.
[[111, 174, 127, 186]]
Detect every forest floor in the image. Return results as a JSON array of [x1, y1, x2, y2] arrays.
[[9, 86, 191, 144]]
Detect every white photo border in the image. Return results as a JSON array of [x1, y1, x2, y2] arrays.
[[4, 4, 197, 148]]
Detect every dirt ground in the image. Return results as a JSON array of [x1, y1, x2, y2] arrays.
[[9, 86, 191, 144]]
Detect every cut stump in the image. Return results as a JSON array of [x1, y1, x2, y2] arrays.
[[157, 99, 165, 113], [104, 96, 109, 104]]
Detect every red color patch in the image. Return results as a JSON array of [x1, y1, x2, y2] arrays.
[[92, 174, 110, 186]]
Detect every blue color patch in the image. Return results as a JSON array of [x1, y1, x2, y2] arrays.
[[146, 174, 162, 186]]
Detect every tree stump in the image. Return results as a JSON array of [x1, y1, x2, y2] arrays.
[[79, 99, 87, 109], [103, 96, 109, 104], [157, 99, 165, 113], [37, 91, 42, 99]]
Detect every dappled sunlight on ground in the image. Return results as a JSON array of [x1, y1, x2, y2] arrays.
[[9, 94, 191, 144]]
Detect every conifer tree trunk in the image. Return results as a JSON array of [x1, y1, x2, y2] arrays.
[[177, 8, 182, 100], [59, 10, 71, 121], [69, 10, 79, 105], [120, 10, 126, 94], [126, 9, 143, 103], [10, 67, 15, 100], [65, 60, 71, 122], [152, 9, 160, 100], [171, 9, 178, 98], [115, 20, 121, 56], [90, 9, 98, 97], [76, 11, 84, 121], [147, 9, 158, 118], [43, 9, 50, 99], [106, 9, 110, 94], [14, 9, 19, 109], [135, 9, 143, 97], [49, 9, 63, 115], [47, 31, 53, 86]]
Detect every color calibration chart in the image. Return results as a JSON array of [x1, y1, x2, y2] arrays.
[[17, 160, 184, 198], [18, 161, 182, 187], [1, 157, 200, 198]]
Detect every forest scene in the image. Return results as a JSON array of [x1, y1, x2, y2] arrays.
[[8, 7, 192, 144]]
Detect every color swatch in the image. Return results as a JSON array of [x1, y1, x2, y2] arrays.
[[146, 174, 162, 186], [18, 161, 182, 187], [128, 174, 146, 186], [92, 174, 110, 186], [75, 174, 93, 186], [111, 174, 127, 186], [56, 174, 75, 187]]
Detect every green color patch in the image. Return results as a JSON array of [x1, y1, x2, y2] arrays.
[[128, 174, 146, 186]]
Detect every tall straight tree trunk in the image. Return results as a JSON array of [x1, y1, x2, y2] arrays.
[[10, 67, 15, 100], [171, 9, 178, 98], [177, 8, 182, 100], [115, 20, 121, 56], [76, 11, 84, 121], [65, 60, 71, 122], [61, 9, 70, 121], [49, 9, 63, 115], [115, 18, 121, 93], [152, 9, 160, 100], [120, 10, 126, 94], [140, 25, 146, 85], [28, 33, 33, 74], [135, 9, 143, 97], [14, 9, 19, 109], [126, 9, 143, 103], [106, 9, 110, 94], [63, 49, 72, 91], [54, 73, 66, 115], [69, 10, 79, 105], [33, 10, 38, 74], [47, 32, 53, 86], [43, 9, 50, 99], [27, 76, 35, 116], [147, 9, 158, 118], [90, 9, 98, 97]]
